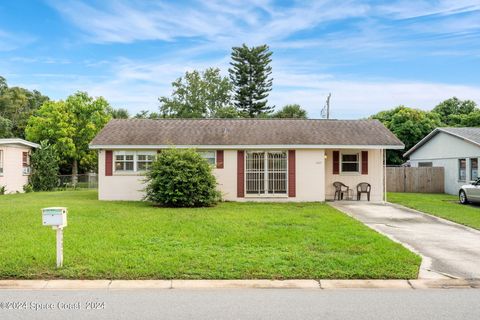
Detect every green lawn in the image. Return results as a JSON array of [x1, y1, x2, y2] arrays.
[[0, 190, 420, 279], [388, 192, 480, 230]]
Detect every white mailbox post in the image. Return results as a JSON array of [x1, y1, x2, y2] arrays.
[[42, 207, 67, 268]]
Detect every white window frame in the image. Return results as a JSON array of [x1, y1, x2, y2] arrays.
[[198, 150, 216, 166], [245, 150, 288, 197], [136, 152, 156, 172], [114, 151, 156, 174], [340, 152, 360, 174], [0, 150, 3, 176], [458, 158, 466, 182], [470, 158, 478, 181]]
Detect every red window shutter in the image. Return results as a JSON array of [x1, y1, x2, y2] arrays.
[[216, 150, 224, 169], [361, 151, 368, 175], [105, 150, 113, 176], [288, 150, 296, 197], [22, 152, 28, 167], [237, 150, 244, 197], [333, 151, 339, 174]]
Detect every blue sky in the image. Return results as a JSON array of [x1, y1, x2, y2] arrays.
[[1, 0, 479, 119]]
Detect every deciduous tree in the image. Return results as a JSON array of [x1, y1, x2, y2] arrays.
[[159, 68, 235, 118], [26, 91, 111, 179], [432, 97, 477, 125], [272, 104, 307, 119], [371, 106, 442, 164]]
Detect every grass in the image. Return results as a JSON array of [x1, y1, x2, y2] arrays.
[[388, 192, 480, 230], [0, 190, 420, 279]]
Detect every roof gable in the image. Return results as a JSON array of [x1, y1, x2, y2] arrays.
[[0, 138, 39, 148], [404, 127, 480, 157], [90, 119, 404, 149]]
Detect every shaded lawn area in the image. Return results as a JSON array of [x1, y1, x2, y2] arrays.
[[0, 190, 420, 279], [388, 192, 480, 230]]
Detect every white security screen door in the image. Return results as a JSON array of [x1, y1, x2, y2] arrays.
[[246, 151, 287, 195]]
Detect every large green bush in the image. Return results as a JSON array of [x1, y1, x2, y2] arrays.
[[29, 141, 59, 191], [144, 148, 220, 207]]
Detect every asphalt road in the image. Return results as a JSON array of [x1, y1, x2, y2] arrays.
[[1, 289, 480, 320]]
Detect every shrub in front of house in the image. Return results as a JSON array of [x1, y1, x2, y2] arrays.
[[29, 141, 60, 191], [144, 148, 220, 207]]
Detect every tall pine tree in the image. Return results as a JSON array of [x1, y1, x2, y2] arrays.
[[229, 44, 273, 117]]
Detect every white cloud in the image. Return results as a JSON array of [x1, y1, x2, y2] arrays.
[[0, 29, 35, 51], [47, 0, 369, 45], [378, 0, 480, 19], [12, 57, 480, 120]]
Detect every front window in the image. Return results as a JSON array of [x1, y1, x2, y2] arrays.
[[459, 158, 466, 181], [137, 153, 155, 171], [471, 158, 478, 181], [114, 151, 156, 173], [198, 150, 216, 165], [115, 152, 134, 172], [245, 151, 287, 195], [22, 152, 29, 167], [418, 162, 432, 167], [341, 153, 359, 173]]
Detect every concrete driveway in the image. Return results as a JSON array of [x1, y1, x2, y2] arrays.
[[330, 201, 480, 279]]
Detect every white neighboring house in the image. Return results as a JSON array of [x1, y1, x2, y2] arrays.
[[89, 119, 404, 202], [0, 138, 39, 193], [404, 127, 480, 195]]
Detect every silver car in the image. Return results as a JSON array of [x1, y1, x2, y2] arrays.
[[459, 179, 480, 204]]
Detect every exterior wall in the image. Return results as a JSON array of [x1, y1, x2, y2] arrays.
[[97, 149, 326, 202], [0, 144, 32, 193], [231, 149, 325, 202], [324, 149, 384, 202], [98, 150, 146, 201], [409, 132, 480, 195]]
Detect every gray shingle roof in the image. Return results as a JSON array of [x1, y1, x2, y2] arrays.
[[89, 119, 404, 148], [405, 127, 480, 157]]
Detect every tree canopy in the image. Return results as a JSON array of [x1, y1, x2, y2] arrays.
[[108, 107, 130, 119], [26, 91, 111, 176], [229, 44, 273, 117], [272, 104, 308, 119], [0, 76, 49, 138], [431, 97, 477, 125], [371, 106, 442, 164], [159, 68, 236, 118]]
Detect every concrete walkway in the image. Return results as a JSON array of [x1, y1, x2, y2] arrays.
[[330, 201, 480, 279]]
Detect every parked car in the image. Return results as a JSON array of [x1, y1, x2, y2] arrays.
[[459, 179, 480, 204]]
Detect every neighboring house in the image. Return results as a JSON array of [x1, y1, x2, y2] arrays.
[[89, 119, 403, 202], [0, 138, 39, 193], [404, 127, 480, 195]]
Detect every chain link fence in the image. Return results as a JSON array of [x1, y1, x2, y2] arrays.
[[57, 173, 98, 189]]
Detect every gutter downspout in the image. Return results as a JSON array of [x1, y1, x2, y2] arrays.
[[384, 148, 387, 204]]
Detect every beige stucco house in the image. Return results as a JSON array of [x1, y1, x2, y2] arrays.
[[89, 119, 403, 202], [0, 138, 39, 193]]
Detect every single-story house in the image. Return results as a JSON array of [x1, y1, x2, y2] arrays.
[[89, 119, 404, 202], [405, 127, 480, 195], [0, 138, 39, 193]]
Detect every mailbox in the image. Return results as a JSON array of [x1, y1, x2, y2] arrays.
[[42, 207, 67, 228]]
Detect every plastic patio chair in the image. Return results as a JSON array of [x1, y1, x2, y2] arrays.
[[356, 182, 371, 201], [333, 182, 349, 200]]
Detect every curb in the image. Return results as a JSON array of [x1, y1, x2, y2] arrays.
[[1, 279, 480, 290]]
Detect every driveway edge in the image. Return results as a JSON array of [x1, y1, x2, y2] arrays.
[[328, 202, 452, 280], [1, 279, 479, 290]]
